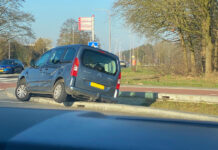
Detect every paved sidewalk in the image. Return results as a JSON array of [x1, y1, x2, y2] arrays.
[[0, 83, 16, 90]]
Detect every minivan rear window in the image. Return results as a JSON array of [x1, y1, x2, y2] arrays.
[[82, 49, 117, 75]]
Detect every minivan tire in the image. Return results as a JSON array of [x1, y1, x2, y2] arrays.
[[53, 79, 67, 103], [15, 78, 31, 101]]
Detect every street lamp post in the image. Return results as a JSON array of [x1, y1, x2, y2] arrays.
[[8, 40, 10, 59], [108, 12, 111, 53], [95, 9, 111, 53]]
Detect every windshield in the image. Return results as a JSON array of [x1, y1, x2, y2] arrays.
[[0, 0, 217, 124]]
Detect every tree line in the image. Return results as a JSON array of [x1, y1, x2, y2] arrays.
[[114, 0, 218, 76], [121, 42, 188, 75]]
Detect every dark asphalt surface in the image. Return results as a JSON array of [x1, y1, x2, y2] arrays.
[[0, 90, 153, 118]]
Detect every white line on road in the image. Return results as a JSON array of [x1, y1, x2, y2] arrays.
[[209, 94, 218, 96], [0, 100, 24, 104], [0, 78, 17, 80], [0, 74, 19, 77]]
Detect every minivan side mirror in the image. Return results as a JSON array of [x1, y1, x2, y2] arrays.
[[30, 59, 35, 68]]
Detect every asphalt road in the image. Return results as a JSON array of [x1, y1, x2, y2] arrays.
[[0, 90, 154, 118], [0, 90, 68, 110]]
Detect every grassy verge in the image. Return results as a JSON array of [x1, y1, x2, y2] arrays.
[[150, 101, 218, 116], [121, 67, 218, 88]]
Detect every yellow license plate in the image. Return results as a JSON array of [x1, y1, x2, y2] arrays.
[[90, 82, 105, 90]]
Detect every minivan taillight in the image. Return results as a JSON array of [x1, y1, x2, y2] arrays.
[[116, 72, 121, 90], [71, 57, 80, 77]]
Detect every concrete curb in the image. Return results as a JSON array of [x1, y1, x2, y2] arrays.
[[30, 97, 218, 122], [119, 91, 218, 104], [3, 88, 218, 122]]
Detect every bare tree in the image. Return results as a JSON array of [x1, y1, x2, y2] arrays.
[[34, 38, 52, 54], [57, 18, 92, 46], [113, 0, 217, 76], [0, 0, 35, 39]]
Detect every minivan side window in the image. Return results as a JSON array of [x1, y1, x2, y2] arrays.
[[63, 48, 76, 62], [82, 49, 117, 75], [35, 51, 51, 67], [49, 48, 66, 64]]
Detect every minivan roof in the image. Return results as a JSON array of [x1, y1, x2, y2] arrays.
[[55, 44, 118, 58]]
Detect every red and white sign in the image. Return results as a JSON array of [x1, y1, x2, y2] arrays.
[[78, 17, 92, 31], [79, 17, 92, 22], [78, 15, 95, 41]]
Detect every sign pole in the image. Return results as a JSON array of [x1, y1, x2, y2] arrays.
[[92, 15, 95, 41]]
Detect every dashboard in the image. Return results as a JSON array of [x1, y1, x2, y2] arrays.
[[0, 107, 218, 150]]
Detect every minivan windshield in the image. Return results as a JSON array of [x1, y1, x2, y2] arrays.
[[82, 49, 117, 75]]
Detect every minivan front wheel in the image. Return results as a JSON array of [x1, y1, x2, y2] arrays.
[[53, 79, 67, 103], [15, 79, 31, 101]]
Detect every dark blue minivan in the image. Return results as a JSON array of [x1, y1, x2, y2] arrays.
[[15, 45, 121, 103]]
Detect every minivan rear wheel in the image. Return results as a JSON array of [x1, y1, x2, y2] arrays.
[[53, 79, 67, 103]]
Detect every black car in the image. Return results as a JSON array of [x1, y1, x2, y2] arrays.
[[0, 59, 24, 74]]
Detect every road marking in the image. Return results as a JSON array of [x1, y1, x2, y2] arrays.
[[0, 100, 24, 104], [0, 74, 19, 77], [0, 78, 17, 80], [0, 77, 18, 83]]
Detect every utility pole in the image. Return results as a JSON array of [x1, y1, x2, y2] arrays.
[[8, 40, 10, 59], [118, 43, 121, 59], [108, 12, 111, 53], [129, 34, 132, 67], [95, 9, 111, 52], [73, 24, 74, 44]]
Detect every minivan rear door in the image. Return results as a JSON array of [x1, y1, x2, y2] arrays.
[[75, 48, 119, 97]]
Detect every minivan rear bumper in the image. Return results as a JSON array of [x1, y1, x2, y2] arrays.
[[66, 86, 117, 103]]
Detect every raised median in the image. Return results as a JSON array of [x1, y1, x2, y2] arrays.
[[4, 87, 218, 122]]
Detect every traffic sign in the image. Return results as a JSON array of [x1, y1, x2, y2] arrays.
[[78, 15, 95, 41], [88, 42, 98, 48], [78, 17, 92, 31], [79, 17, 92, 22]]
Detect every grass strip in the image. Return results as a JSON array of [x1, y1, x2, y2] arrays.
[[150, 101, 218, 116]]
